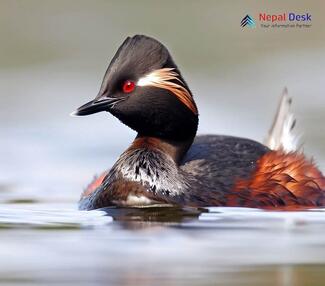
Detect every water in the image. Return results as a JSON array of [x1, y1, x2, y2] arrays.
[[1, 203, 325, 286]]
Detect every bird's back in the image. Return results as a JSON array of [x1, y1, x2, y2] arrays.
[[181, 135, 269, 190], [180, 135, 325, 208]]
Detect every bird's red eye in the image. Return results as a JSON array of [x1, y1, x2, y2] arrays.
[[122, 80, 135, 93]]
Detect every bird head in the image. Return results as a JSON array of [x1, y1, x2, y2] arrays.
[[72, 35, 198, 141]]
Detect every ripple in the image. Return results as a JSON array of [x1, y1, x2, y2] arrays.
[[0, 205, 112, 229]]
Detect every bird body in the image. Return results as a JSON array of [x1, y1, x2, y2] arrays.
[[73, 35, 325, 210]]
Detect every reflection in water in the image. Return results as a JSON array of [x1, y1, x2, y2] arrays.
[[0, 205, 325, 285], [101, 206, 203, 227]]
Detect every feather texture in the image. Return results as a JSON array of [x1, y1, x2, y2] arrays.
[[137, 68, 198, 115], [265, 88, 299, 152]]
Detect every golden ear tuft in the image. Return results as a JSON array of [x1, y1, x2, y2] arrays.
[[137, 68, 198, 115]]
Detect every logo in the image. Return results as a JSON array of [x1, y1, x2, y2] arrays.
[[241, 15, 256, 28], [240, 13, 312, 29]]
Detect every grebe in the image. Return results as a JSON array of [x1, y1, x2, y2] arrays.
[[72, 35, 325, 210]]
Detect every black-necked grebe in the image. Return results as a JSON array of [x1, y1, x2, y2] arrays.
[[73, 35, 325, 210]]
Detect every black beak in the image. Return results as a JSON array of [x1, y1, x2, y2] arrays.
[[71, 97, 123, 116]]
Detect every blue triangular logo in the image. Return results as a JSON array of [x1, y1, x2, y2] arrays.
[[241, 15, 256, 28]]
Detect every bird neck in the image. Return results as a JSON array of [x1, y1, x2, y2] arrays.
[[130, 135, 194, 165]]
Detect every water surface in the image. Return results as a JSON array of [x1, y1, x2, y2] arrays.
[[1, 202, 325, 286]]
